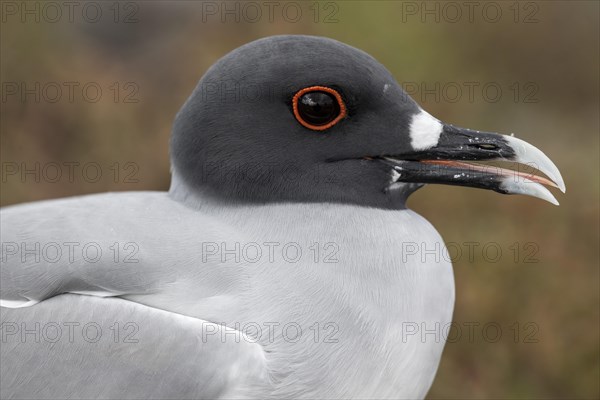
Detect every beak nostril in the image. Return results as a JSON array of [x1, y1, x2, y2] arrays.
[[473, 143, 499, 150]]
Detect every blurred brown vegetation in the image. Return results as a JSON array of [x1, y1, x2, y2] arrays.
[[1, 1, 598, 398]]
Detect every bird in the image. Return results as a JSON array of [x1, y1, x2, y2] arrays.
[[0, 35, 564, 399]]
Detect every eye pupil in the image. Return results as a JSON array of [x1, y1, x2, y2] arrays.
[[298, 92, 339, 125], [292, 86, 346, 131]]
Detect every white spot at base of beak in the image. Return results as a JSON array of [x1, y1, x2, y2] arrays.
[[390, 168, 401, 184], [383, 83, 391, 94], [409, 110, 443, 151]]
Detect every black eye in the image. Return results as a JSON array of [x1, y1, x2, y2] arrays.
[[298, 92, 338, 125], [292, 86, 346, 131]]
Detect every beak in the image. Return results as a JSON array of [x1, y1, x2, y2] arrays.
[[382, 123, 566, 205]]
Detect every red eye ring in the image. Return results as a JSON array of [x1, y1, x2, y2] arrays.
[[292, 86, 347, 131]]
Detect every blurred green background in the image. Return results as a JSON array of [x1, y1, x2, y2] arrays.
[[1, 1, 598, 398]]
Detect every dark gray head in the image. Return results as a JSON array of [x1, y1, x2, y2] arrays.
[[170, 35, 564, 209]]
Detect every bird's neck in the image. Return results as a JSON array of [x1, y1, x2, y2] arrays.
[[168, 169, 211, 209]]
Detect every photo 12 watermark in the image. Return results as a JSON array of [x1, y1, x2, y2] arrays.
[[201, 241, 340, 264], [1, 321, 139, 344], [400, 321, 540, 344], [398, 1, 541, 24], [1, 241, 140, 264], [199, 1, 340, 24], [201, 321, 340, 344], [196, 161, 343, 186], [400, 241, 541, 264], [1, 162, 140, 184], [1, 1, 140, 24], [1, 82, 140, 104], [401, 81, 540, 104]]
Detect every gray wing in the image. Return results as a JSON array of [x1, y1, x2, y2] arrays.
[[1, 294, 269, 399], [0, 192, 251, 319]]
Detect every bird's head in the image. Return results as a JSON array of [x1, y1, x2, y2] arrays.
[[170, 35, 564, 209]]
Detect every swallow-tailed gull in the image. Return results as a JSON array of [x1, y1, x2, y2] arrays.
[[0, 35, 565, 399]]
